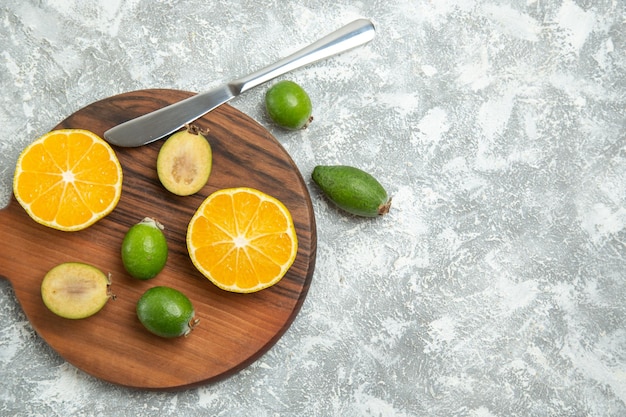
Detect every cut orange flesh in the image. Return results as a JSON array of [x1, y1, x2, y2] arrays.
[[13, 129, 123, 231], [186, 187, 298, 293]]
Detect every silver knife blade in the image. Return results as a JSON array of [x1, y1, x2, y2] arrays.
[[104, 84, 235, 147], [103, 19, 375, 147]]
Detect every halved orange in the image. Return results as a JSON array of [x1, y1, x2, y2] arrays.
[[186, 187, 298, 293], [13, 129, 123, 232]]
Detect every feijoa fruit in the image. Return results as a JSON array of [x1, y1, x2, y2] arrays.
[[41, 262, 114, 319], [136, 286, 199, 338], [157, 124, 212, 196], [121, 217, 168, 280], [312, 165, 391, 217], [265, 80, 313, 130]]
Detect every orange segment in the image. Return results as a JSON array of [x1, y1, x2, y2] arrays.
[[186, 187, 298, 293], [13, 129, 123, 232]]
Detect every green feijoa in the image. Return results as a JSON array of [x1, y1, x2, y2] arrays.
[[121, 217, 168, 280], [265, 80, 313, 130], [312, 165, 391, 217], [136, 286, 199, 338]]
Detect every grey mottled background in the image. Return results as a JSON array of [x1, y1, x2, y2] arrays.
[[1, 0, 626, 416]]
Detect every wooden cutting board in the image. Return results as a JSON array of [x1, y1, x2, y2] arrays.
[[0, 89, 316, 390]]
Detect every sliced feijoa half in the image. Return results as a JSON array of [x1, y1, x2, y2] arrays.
[[157, 124, 212, 196], [41, 262, 114, 319]]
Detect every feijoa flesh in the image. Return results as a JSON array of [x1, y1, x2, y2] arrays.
[[41, 262, 114, 319], [312, 165, 391, 217], [157, 124, 212, 196], [265, 80, 313, 130], [136, 286, 199, 338]]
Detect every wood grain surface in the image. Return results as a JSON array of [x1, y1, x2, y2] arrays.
[[0, 89, 317, 390]]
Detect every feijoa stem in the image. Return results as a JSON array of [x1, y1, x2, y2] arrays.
[[106, 273, 117, 301], [185, 123, 210, 137], [378, 198, 392, 215], [184, 317, 201, 337], [140, 216, 164, 230]]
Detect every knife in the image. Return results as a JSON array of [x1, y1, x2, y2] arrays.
[[103, 19, 376, 147]]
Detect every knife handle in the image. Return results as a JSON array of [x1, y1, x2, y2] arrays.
[[233, 19, 376, 94]]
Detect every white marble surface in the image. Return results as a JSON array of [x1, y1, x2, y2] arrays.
[[2, 0, 626, 416]]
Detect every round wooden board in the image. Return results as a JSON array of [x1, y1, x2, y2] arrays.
[[0, 89, 317, 390]]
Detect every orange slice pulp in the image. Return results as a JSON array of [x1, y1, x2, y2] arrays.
[[186, 187, 298, 293], [13, 129, 123, 231]]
